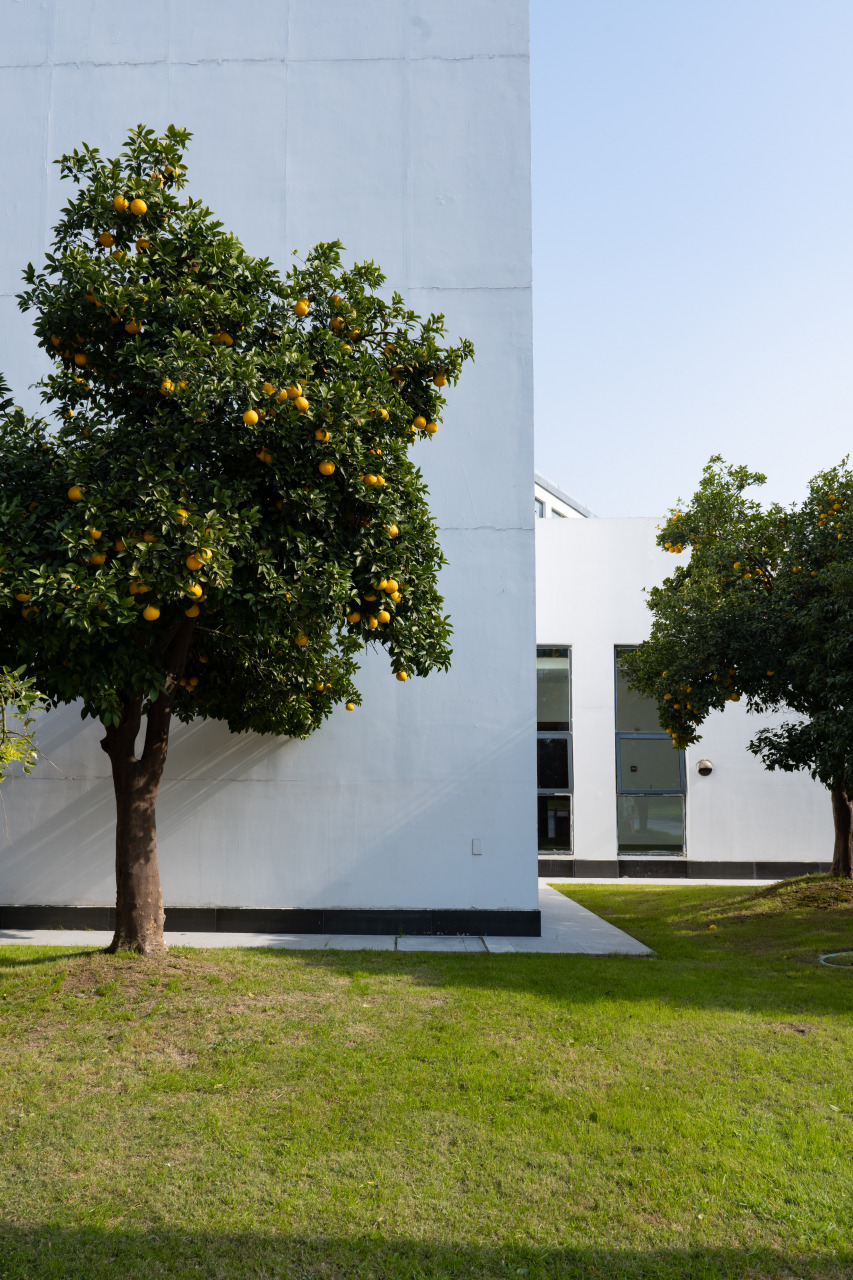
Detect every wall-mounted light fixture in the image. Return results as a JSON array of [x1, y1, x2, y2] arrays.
[[697, 759, 713, 777]]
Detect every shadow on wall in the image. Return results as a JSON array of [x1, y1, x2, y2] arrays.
[[0, 1227, 845, 1280], [0, 704, 535, 909]]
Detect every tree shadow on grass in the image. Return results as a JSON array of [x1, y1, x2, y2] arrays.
[[0, 1228, 848, 1280], [0, 947, 103, 969]]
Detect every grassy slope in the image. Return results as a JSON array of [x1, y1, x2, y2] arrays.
[[0, 882, 851, 1280]]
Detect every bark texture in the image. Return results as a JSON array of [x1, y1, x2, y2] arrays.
[[102, 619, 195, 954], [830, 774, 853, 879]]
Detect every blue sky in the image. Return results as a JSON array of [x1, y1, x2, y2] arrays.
[[531, 0, 853, 516]]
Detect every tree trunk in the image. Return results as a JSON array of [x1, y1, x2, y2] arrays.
[[830, 775, 853, 879], [102, 618, 195, 954]]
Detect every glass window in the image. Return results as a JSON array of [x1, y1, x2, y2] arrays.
[[617, 736, 684, 792], [614, 647, 686, 856], [617, 795, 685, 853], [551, 507, 566, 518], [537, 646, 573, 854], [615, 648, 662, 732], [535, 498, 545, 518], [538, 795, 572, 851], [537, 647, 571, 729], [538, 737, 570, 790]]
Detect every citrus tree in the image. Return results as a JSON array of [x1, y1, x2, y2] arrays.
[[621, 456, 853, 879], [0, 378, 45, 782], [2, 124, 474, 953]]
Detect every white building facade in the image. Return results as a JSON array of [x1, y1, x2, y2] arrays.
[[0, 1, 539, 933], [535, 513, 833, 878]]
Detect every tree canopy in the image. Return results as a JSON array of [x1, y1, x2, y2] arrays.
[[2, 124, 473, 736], [0, 124, 474, 949], [621, 455, 853, 876]]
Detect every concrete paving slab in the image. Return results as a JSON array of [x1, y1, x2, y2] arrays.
[[0, 886, 651, 956], [324, 935, 396, 951], [396, 935, 470, 952]]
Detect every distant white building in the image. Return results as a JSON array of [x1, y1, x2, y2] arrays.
[[534, 472, 592, 520], [534, 486, 832, 879]]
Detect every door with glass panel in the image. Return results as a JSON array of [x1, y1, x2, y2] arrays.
[[537, 647, 572, 853], [615, 647, 686, 855]]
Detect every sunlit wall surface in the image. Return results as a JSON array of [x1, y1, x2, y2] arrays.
[[0, 1, 536, 913]]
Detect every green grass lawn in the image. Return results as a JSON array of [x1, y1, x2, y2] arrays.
[[1, 880, 851, 1280]]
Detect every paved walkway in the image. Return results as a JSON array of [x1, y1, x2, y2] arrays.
[[0, 884, 650, 956]]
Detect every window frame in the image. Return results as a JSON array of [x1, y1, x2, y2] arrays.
[[537, 644, 573, 854], [615, 732, 686, 794], [614, 644, 687, 856]]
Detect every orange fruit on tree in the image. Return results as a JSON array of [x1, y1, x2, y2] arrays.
[[346, 702, 355, 711], [142, 605, 160, 621], [377, 610, 390, 624], [67, 485, 83, 502], [14, 592, 31, 602], [113, 195, 129, 212], [160, 379, 174, 394], [186, 583, 203, 598], [330, 316, 345, 332], [200, 548, 213, 562], [425, 422, 438, 434], [262, 382, 276, 395], [396, 670, 408, 681], [413, 416, 427, 431], [98, 231, 114, 247], [294, 396, 310, 414], [256, 449, 273, 463], [185, 604, 200, 618], [90, 553, 106, 565], [385, 578, 399, 592], [136, 238, 150, 251], [114, 540, 126, 552], [433, 372, 447, 387], [346, 610, 361, 624], [319, 461, 335, 476], [243, 409, 259, 426], [130, 198, 148, 215], [315, 428, 330, 442], [295, 632, 309, 646], [125, 320, 141, 334], [386, 524, 399, 538], [367, 615, 379, 630], [287, 384, 302, 399], [293, 298, 310, 317], [89, 528, 102, 539], [390, 591, 401, 603], [186, 553, 203, 571], [175, 508, 188, 523]]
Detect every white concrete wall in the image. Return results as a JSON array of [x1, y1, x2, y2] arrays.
[[536, 517, 832, 865], [0, 0, 536, 910]]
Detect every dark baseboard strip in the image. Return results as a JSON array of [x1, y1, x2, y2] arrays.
[[539, 858, 832, 880], [0, 905, 542, 938]]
